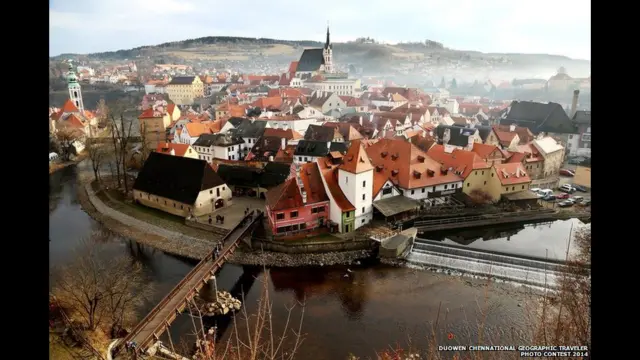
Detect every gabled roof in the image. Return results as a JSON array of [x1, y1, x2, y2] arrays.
[[155, 142, 192, 157], [299, 162, 329, 204], [168, 76, 196, 85], [216, 162, 291, 188], [265, 178, 304, 211], [304, 125, 342, 142], [294, 140, 348, 157], [471, 143, 504, 160], [193, 133, 244, 147], [297, 49, 325, 72], [532, 137, 564, 156], [427, 145, 490, 178], [493, 163, 531, 185], [501, 101, 577, 134], [572, 110, 591, 125], [133, 152, 225, 205], [322, 122, 364, 141], [491, 126, 519, 147], [61, 99, 79, 113], [249, 136, 285, 161], [263, 128, 303, 140], [317, 157, 355, 211], [435, 125, 476, 147], [340, 140, 374, 174], [494, 124, 535, 144], [365, 139, 463, 189], [228, 118, 267, 138], [410, 134, 436, 152]]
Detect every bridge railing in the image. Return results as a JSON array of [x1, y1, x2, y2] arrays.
[[413, 209, 556, 227], [115, 210, 262, 356]]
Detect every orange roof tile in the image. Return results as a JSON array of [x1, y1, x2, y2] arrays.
[[491, 125, 518, 146], [263, 128, 303, 140], [372, 170, 390, 198], [340, 140, 374, 174], [366, 139, 463, 189], [184, 122, 211, 137], [252, 97, 283, 110], [288, 61, 299, 73], [427, 146, 490, 178], [471, 143, 504, 160], [61, 99, 80, 113], [274, 145, 296, 163], [493, 163, 531, 185], [299, 163, 330, 204], [265, 178, 304, 211], [155, 142, 191, 157], [317, 157, 355, 212], [138, 108, 166, 119], [65, 114, 85, 128]]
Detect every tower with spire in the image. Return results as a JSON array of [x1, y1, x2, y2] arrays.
[[66, 61, 84, 113], [322, 22, 334, 73]]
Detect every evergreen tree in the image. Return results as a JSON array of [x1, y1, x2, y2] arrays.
[[451, 78, 458, 89]]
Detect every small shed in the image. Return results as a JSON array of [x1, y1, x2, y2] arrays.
[[380, 228, 418, 259], [373, 196, 421, 221], [502, 191, 540, 208]]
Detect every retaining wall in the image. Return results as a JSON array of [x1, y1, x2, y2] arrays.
[[251, 238, 375, 254]]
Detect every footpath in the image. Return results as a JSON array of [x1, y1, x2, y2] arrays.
[[84, 183, 213, 260]]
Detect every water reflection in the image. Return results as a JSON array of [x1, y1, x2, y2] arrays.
[[419, 219, 586, 260]]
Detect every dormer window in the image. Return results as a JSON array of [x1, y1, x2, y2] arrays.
[[391, 169, 399, 176], [381, 151, 388, 158], [417, 155, 425, 163], [391, 153, 399, 161], [413, 170, 421, 179], [376, 165, 384, 172]]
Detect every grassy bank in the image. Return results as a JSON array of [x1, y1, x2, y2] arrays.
[[49, 152, 88, 175]]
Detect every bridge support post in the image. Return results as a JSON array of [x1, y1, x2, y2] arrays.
[[208, 275, 218, 302]]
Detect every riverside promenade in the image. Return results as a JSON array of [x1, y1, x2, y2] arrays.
[[84, 182, 216, 260]]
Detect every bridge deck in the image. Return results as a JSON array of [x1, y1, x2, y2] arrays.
[[115, 211, 262, 357]]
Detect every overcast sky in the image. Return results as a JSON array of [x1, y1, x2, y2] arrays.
[[50, 0, 591, 60]]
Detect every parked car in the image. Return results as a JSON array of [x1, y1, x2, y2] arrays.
[[542, 194, 557, 201], [530, 187, 542, 194], [538, 189, 554, 198], [558, 201, 573, 207], [579, 199, 591, 206], [573, 184, 588, 192], [558, 184, 576, 193], [568, 156, 590, 165], [559, 169, 575, 177], [556, 193, 570, 199], [569, 196, 584, 203]]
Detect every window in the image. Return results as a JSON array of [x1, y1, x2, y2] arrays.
[[362, 219, 365, 224], [362, 207, 365, 214], [290, 211, 298, 219], [173, 203, 176, 207], [346, 177, 348, 184], [382, 187, 392, 195], [466, 182, 470, 187], [522, 185, 525, 189], [422, 188, 425, 193], [210, 190, 213, 194], [362, 194, 365, 200], [491, 173, 494, 177], [444, 184, 448, 189], [475, 171, 478, 175], [276, 213, 285, 220], [511, 186, 515, 191], [312, 207, 318, 214], [362, 181, 366, 187], [411, 190, 415, 195], [481, 171, 484, 175], [484, 181, 487, 185]]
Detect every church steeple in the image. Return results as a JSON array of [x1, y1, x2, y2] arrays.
[[66, 61, 84, 113], [325, 23, 331, 50]]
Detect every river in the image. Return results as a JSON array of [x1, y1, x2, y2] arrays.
[[50, 164, 581, 359]]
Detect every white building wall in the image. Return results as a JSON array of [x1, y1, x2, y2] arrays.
[[402, 181, 463, 200], [338, 169, 373, 229], [193, 185, 233, 216], [373, 181, 401, 201], [317, 167, 345, 232], [294, 155, 318, 165], [195, 145, 215, 163], [266, 118, 318, 134]]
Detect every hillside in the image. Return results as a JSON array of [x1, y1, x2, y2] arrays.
[[50, 36, 590, 80]]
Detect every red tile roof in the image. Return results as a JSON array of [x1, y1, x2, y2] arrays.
[[61, 99, 79, 113], [317, 157, 355, 211], [252, 97, 284, 110], [299, 163, 330, 204], [288, 61, 299, 73], [366, 139, 463, 189], [471, 143, 504, 160], [427, 145, 490, 178], [340, 140, 374, 174], [155, 142, 191, 157], [493, 163, 531, 185], [265, 178, 304, 211], [263, 128, 303, 140]]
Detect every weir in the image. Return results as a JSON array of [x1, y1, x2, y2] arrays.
[[407, 239, 589, 289]]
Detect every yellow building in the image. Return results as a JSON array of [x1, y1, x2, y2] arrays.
[[166, 76, 204, 105], [427, 145, 492, 200], [138, 108, 172, 152], [487, 163, 532, 201]]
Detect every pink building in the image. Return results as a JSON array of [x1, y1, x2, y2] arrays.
[[264, 162, 329, 236]]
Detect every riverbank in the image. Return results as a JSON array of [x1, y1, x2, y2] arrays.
[[50, 153, 89, 175], [77, 178, 377, 267]]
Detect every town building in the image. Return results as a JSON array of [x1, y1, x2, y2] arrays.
[[308, 91, 347, 114], [317, 154, 356, 233], [294, 140, 348, 165], [155, 142, 198, 159], [173, 122, 211, 145], [166, 76, 205, 105], [304, 78, 361, 97], [337, 140, 374, 229], [531, 137, 565, 179], [427, 145, 492, 200], [435, 125, 483, 150], [225, 118, 268, 157], [133, 152, 232, 217], [499, 101, 577, 135], [264, 163, 330, 237], [488, 163, 532, 202], [567, 110, 590, 157], [365, 139, 464, 206], [139, 103, 173, 150], [192, 133, 245, 162], [215, 161, 293, 198], [295, 26, 334, 77]]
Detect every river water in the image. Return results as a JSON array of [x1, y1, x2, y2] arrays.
[[49, 164, 581, 359]]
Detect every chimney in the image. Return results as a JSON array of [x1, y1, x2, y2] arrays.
[[170, 148, 175, 156], [359, 116, 363, 126], [327, 141, 331, 149], [281, 137, 286, 150], [509, 124, 516, 132], [269, 155, 274, 162], [570, 89, 579, 118]]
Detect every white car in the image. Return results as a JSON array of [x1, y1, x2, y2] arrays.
[[530, 187, 542, 193]]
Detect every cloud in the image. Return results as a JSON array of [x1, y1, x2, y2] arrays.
[[49, 0, 590, 59]]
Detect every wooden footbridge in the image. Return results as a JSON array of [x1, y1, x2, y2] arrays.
[[112, 210, 263, 359], [414, 209, 588, 232]]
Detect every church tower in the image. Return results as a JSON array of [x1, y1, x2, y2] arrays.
[[67, 62, 84, 113], [323, 24, 334, 73]]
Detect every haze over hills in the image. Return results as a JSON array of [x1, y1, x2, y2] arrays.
[[50, 36, 591, 82]]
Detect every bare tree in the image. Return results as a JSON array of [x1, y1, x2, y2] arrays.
[[96, 98, 109, 129], [55, 127, 84, 161], [51, 231, 154, 334], [86, 137, 110, 183], [107, 99, 136, 193]]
